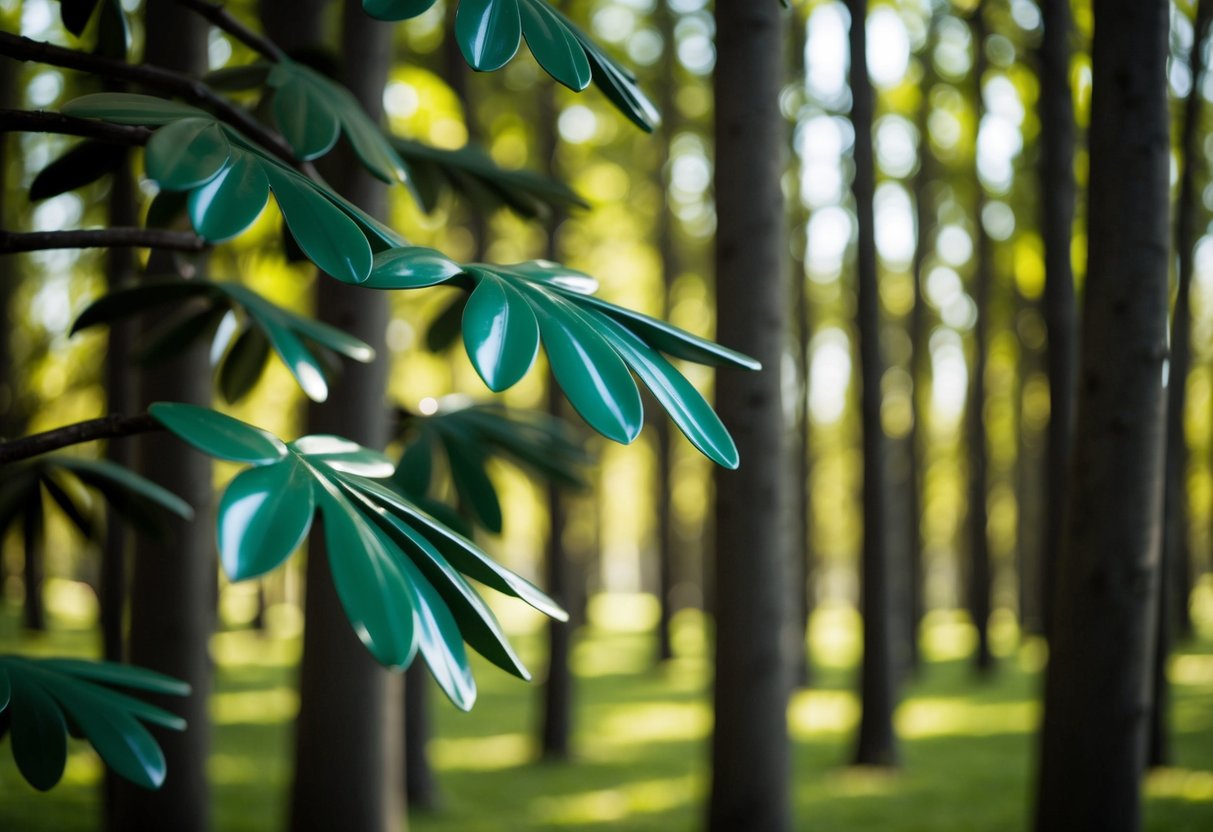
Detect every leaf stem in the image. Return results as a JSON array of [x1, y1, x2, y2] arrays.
[[175, 0, 287, 62], [0, 109, 152, 143], [0, 414, 164, 465], [0, 229, 206, 254]]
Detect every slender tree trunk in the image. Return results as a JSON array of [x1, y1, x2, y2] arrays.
[[403, 662, 438, 809], [966, 3, 994, 676], [708, 2, 791, 830], [0, 55, 15, 600], [110, 4, 213, 829], [288, 4, 403, 832], [848, 0, 898, 767], [1148, 0, 1213, 770], [1038, 0, 1078, 642], [1016, 295, 1047, 636], [1033, 3, 1170, 830]]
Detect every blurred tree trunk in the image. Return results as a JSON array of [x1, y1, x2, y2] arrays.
[[966, 3, 993, 676], [110, 3, 213, 828], [848, 0, 898, 767], [1015, 296, 1047, 636], [708, 2, 791, 830], [0, 55, 20, 599], [1148, 0, 1212, 770], [1033, 2, 1170, 830], [285, 4, 403, 832], [1037, 0, 1078, 642], [906, 5, 939, 674]]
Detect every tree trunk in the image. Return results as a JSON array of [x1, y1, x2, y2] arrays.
[[848, 0, 898, 767], [1037, 0, 1078, 642], [403, 662, 438, 809], [1148, 0, 1213, 770], [1015, 294, 1047, 636], [287, 4, 403, 832], [0, 54, 21, 600], [110, 4, 213, 828], [708, 2, 791, 830], [1033, 3, 1170, 831]]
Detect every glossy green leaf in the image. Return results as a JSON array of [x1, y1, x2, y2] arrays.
[[426, 293, 468, 352], [30, 141, 127, 201], [316, 479, 419, 668], [363, 0, 438, 19], [62, 93, 209, 126], [393, 428, 434, 499], [456, 0, 522, 71], [35, 660, 190, 697], [519, 0, 591, 91], [572, 24, 660, 132], [435, 424, 503, 533], [52, 457, 194, 521], [187, 149, 270, 242], [594, 313, 739, 469], [462, 271, 539, 392], [269, 67, 341, 161], [0, 667, 9, 711], [8, 671, 67, 791], [218, 457, 315, 581], [398, 552, 476, 709], [279, 310, 376, 363], [366, 246, 465, 289], [498, 259, 598, 294], [144, 117, 232, 191], [150, 402, 287, 465], [93, 0, 129, 59], [218, 324, 271, 404], [524, 286, 642, 445], [292, 436, 396, 478], [262, 163, 373, 284]]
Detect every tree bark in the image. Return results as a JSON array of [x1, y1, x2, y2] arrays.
[[1033, 3, 1170, 831], [111, 4, 213, 829], [286, 4, 403, 832], [708, 2, 791, 830], [1037, 0, 1078, 642], [848, 0, 898, 767], [1148, 0, 1213, 770]]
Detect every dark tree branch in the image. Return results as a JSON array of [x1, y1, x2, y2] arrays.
[[0, 228, 206, 254], [175, 0, 287, 62], [0, 413, 163, 465], [0, 109, 152, 143], [0, 32, 297, 165]]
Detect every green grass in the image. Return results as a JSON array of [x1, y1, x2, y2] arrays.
[[1, 588, 1211, 831]]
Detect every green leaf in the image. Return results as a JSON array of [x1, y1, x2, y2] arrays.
[[363, 0, 438, 19], [498, 259, 598, 294], [218, 324, 271, 404], [7, 671, 67, 791], [51, 457, 194, 522], [519, 0, 592, 91], [571, 24, 660, 132], [434, 423, 503, 533], [71, 281, 216, 336], [456, 0, 522, 71], [315, 478, 419, 668], [35, 660, 190, 697], [40, 473, 95, 539], [62, 93, 209, 126], [187, 149, 270, 242], [269, 65, 341, 161], [262, 163, 373, 284], [30, 141, 127, 201], [218, 457, 315, 581], [523, 285, 642, 445], [291, 436, 395, 478], [426, 293, 468, 352], [461, 270, 539, 392], [93, 0, 129, 59], [144, 117, 232, 191], [0, 667, 8, 711], [366, 247, 465, 289], [393, 428, 434, 499], [150, 402, 288, 465], [593, 313, 739, 468], [398, 552, 477, 709]]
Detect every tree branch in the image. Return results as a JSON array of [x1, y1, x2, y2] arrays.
[[0, 229, 206, 254], [0, 109, 151, 144], [0, 32, 297, 166], [175, 0, 286, 62], [0, 414, 163, 465]]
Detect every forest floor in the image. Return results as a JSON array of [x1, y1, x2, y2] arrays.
[[1, 581, 1211, 831]]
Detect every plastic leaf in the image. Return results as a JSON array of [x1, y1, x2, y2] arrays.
[[149, 402, 287, 464], [62, 93, 209, 125], [187, 150, 271, 242], [363, 0, 438, 20], [461, 270, 539, 392], [398, 552, 477, 709], [143, 117, 232, 190], [456, 0, 522, 71], [7, 671, 67, 791], [518, 0, 591, 91], [290, 436, 396, 477], [573, 25, 660, 131], [218, 458, 315, 581], [366, 246, 465, 289], [433, 422, 503, 533], [262, 163, 373, 284], [498, 259, 598, 294], [218, 324, 271, 404], [52, 457, 194, 522], [34, 660, 189, 696], [269, 66, 341, 161]]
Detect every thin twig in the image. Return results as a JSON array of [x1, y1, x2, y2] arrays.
[[0, 109, 151, 143], [0, 229, 206, 254], [0, 32, 297, 166], [0, 414, 163, 465], [175, 0, 286, 62]]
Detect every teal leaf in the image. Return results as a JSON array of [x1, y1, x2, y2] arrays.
[[0, 667, 8, 711], [150, 402, 288, 465], [187, 149, 270, 242], [363, 0, 438, 19], [30, 141, 128, 201], [292, 436, 396, 478], [263, 163, 373, 284], [8, 671, 68, 791], [34, 660, 190, 697], [398, 553, 477, 709], [393, 427, 434, 499], [62, 93, 209, 125], [498, 259, 598, 294], [71, 281, 216, 336], [461, 270, 539, 392], [456, 0, 522, 71], [144, 117, 232, 191], [366, 247, 465, 289], [434, 423, 503, 533], [218, 324, 271, 404], [593, 313, 739, 468], [315, 479, 419, 668], [218, 457, 315, 581], [571, 24, 660, 132], [519, 0, 592, 91], [51, 457, 194, 521], [268, 65, 342, 162]]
